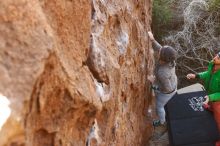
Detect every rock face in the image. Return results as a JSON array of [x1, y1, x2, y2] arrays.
[[0, 0, 154, 145]]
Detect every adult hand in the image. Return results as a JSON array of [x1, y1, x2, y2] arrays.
[[148, 31, 155, 41], [203, 95, 209, 105], [186, 73, 196, 79], [147, 75, 155, 84]]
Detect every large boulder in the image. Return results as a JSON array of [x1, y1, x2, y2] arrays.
[[0, 0, 154, 145]]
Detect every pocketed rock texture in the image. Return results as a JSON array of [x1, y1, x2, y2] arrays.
[[0, 0, 154, 145]]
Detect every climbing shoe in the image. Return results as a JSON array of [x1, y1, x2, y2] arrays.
[[151, 123, 168, 140], [152, 120, 161, 127]]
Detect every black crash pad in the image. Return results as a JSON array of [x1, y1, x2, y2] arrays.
[[166, 91, 220, 146]]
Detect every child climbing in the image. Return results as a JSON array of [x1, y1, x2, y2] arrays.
[[147, 31, 178, 138]]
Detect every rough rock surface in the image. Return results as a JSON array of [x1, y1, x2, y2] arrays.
[[0, 0, 154, 145]]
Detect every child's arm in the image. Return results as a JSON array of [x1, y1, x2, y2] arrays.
[[148, 31, 162, 52]]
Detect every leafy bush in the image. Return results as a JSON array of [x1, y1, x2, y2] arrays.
[[152, 0, 173, 41], [209, 0, 220, 11], [208, 0, 220, 34], [152, 0, 172, 25]]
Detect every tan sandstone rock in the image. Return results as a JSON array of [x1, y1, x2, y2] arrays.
[[0, 0, 154, 145]]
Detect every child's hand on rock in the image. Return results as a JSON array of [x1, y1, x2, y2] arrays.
[[147, 75, 155, 84]]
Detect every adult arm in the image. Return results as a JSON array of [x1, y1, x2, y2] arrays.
[[197, 71, 209, 81], [187, 71, 209, 80], [208, 92, 220, 102]]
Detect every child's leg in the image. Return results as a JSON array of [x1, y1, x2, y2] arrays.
[[155, 91, 176, 124]]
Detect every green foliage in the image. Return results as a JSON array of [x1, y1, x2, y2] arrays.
[[152, 0, 172, 26], [209, 0, 220, 11], [152, 0, 173, 41], [208, 0, 220, 34]]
